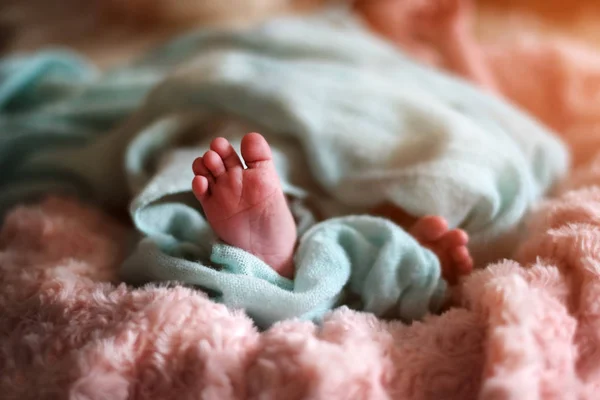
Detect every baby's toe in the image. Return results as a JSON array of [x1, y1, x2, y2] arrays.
[[192, 156, 211, 178], [210, 137, 243, 170], [443, 229, 469, 248], [451, 246, 473, 275], [410, 215, 448, 242], [192, 175, 210, 201], [203, 150, 226, 178], [241, 133, 273, 168]]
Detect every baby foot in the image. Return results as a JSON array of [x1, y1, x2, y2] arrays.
[[192, 133, 297, 278], [409, 215, 473, 285]]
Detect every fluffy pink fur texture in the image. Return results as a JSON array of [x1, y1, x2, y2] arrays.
[[4, 38, 600, 400]]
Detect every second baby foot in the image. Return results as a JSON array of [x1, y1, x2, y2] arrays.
[[192, 133, 297, 278], [409, 215, 473, 284]]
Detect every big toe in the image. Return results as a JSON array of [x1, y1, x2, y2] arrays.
[[410, 216, 448, 242], [241, 132, 273, 168]]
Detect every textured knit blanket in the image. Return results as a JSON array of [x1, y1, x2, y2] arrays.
[[0, 9, 566, 328]]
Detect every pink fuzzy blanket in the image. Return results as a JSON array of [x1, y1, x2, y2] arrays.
[[3, 29, 600, 400]]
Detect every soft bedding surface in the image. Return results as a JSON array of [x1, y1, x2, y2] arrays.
[[2, 156, 600, 400], [3, 3, 600, 400]]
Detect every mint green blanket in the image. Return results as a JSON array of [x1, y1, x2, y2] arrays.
[[0, 9, 568, 327]]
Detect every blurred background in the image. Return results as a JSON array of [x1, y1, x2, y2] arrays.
[[1, 0, 600, 68]]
